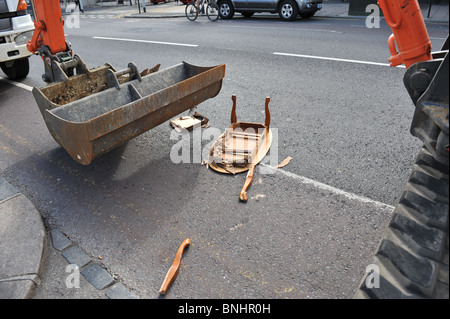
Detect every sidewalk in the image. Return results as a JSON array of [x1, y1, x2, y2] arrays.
[[103, 0, 447, 24], [0, 177, 45, 298], [60, 0, 448, 23]]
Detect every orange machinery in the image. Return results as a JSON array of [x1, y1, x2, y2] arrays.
[[377, 0, 433, 68], [26, 0, 77, 82], [27, 0, 66, 55], [378, 0, 448, 164]]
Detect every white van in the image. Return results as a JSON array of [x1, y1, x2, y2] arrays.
[[0, 0, 34, 79]]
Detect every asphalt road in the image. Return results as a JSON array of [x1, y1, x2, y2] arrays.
[[1, 5, 448, 300]]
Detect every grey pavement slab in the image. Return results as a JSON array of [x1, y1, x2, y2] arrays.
[[0, 176, 19, 201], [0, 279, 35, 299], [0, 192, 45, 299]]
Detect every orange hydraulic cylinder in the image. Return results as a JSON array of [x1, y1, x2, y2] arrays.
[[377, 0, 432, 68], [27, 0, 66, 55]]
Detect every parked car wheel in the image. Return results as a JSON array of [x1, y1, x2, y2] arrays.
[[218, 0, 235, 19], [0, 58, 30, 80], [278, 0, 298, 21]]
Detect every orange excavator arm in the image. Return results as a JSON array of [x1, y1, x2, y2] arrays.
[[26, 0, 66, 55], [377, 0, 433, 68], [378, 0, 448, 162], [26, 0, 81, 83]]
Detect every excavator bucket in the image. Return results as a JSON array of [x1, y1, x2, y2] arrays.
[[32, 60, 226, 165]]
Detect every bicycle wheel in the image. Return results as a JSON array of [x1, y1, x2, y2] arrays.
[[186, 3, 198, 21], [206, 3, 219, 21]]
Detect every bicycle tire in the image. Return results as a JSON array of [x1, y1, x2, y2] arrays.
[[206, 3, 219, 21], [186, 3, 198, 21]]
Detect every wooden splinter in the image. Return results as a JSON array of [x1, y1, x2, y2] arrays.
[[231, 94, 237, 124], [239, 162, 256, 202], [159, 238, 191, 295]]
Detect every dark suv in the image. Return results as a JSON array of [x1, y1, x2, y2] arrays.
[[217, 0, 323, 21]]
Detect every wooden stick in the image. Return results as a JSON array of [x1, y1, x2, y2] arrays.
[[230, 132, 262, 138], [159, 238, 191, 295], [239, 162, 256, 202], [264, 96, 271, 129], [231, 94, 237, 124]]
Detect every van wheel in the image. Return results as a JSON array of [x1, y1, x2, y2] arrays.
[[0, 58, 30, 80]]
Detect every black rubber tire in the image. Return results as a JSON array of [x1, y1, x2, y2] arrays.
[[185, 3, 198, 21], [218, 0, 234, 19], [207, 3, 219, 21], [0, 58, 30, 80], [354, 147, 449, 299], [278, 0, 298, 21]]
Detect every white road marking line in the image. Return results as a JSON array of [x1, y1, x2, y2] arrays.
[[273, 52, 406, 68], [0, 76, 33, 91], [93, 36, 198, 48], [261, 163, 395, 210], [80, 14, 115, 19]]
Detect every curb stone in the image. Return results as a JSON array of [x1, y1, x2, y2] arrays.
[[50, 229, 139, 299]]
